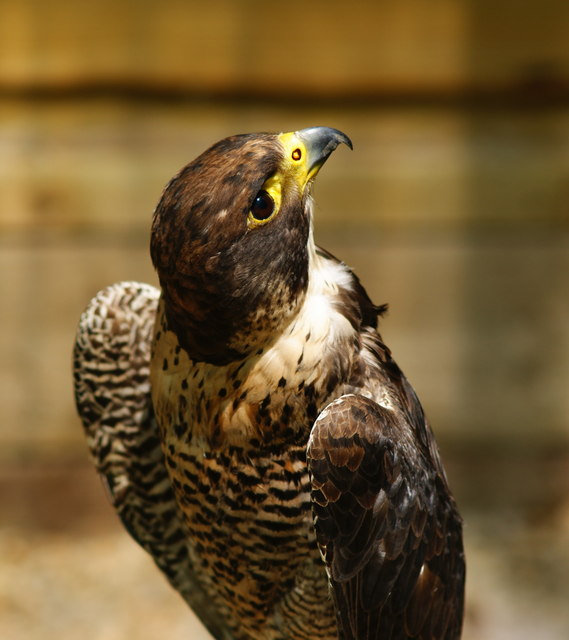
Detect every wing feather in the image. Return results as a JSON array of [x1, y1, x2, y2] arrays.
[[73, 281, 228, 640], [307, 393, 465, 640]]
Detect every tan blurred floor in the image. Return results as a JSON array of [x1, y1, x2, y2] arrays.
[[1, 462, 568, 640], [0, 529, 210, 640], [1, 520, 567, 640]]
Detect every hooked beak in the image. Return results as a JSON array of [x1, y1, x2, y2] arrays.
[[296, 126, 353, 179], [278, 126, 352, 188]]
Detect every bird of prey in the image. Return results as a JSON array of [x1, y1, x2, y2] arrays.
[[73, 126, 465, 640]]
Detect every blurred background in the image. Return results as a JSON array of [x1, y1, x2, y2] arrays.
[[1, 1, 568, 638]]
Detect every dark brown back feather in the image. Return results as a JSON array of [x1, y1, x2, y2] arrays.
[[307, 394, 464, 640]]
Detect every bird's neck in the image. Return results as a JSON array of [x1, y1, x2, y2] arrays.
[[151, 247, 360, 451]]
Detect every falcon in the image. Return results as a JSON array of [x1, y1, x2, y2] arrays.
[[73, 126, 465, 640]]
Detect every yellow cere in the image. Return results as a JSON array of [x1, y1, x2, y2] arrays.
[[278, 131, 307, 171], [278, 130, 321, 185]]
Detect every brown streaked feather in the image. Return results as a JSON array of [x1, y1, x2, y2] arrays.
[[307, 394, 465, 640], [151, 134, 310, 366], [73, 282, 233, 640]]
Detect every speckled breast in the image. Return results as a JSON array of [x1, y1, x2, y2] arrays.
[[167, 441, 328, 637], [150, 305, 337, 639]]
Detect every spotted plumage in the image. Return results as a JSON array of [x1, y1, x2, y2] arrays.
[[74, 127, 465, 639]]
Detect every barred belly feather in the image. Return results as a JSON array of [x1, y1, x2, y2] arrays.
[[150, 289, 346, 639]]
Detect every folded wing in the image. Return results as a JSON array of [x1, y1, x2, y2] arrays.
[[307, 394, 465, 640], [73, 281, 230, 640]]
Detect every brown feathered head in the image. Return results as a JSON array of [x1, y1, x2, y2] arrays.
[[151, 127, 352, 365]]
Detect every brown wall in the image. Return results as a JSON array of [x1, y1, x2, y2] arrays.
[[1, 5, 568, 638], [2, 1, 569, 95]]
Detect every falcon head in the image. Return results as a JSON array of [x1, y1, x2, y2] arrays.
[[151, 127, 352, 365]]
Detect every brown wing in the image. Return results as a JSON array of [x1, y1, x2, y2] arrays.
[[73, 282, 231, 640], [307, 394, 465, 640]]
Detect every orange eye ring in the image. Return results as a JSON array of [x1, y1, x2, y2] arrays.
[[291, 148, 302, 161]]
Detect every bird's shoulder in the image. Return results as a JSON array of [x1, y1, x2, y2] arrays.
[[304, 253, 465, 639], [74, 281, 160, 442]]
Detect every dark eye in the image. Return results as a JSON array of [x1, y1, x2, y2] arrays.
[[250, 190, 275, 221]]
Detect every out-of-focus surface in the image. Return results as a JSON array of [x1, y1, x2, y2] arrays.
[[1, 2, 568, 639]]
